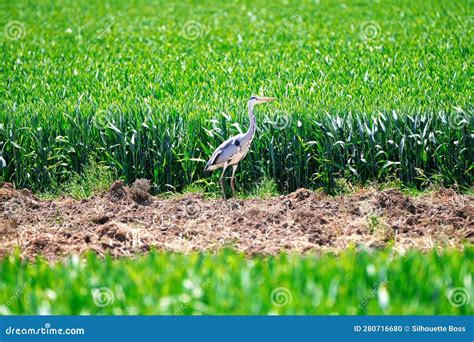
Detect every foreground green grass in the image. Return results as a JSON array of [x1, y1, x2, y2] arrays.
[[0, 0, 472, 194], [1, 248, 473, 315]]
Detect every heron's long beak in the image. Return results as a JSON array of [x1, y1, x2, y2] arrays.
[[259, 97, 277, 102]]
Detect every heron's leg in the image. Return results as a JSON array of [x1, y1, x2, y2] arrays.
[[230, 164, 238, 194], [220, 164, 228, 199]]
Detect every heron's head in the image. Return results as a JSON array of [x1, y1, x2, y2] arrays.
[[249, 95, 277, 106]]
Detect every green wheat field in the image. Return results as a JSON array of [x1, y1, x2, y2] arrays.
[[0, 0, 473, 315], [1, 0, 472, 193], [1, 249, 473, 315]]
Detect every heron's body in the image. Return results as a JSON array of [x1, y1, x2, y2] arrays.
[[204, 96, 275, 197], [204, 132, 249, 170]]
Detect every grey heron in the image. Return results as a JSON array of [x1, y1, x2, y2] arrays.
[[204, 95, 277, 198]]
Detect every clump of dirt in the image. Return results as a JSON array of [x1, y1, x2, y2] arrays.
[[109, 180, 127, 201], [91, 214, 110, 225], [96, 222, 131, 242], [292, 188, 313, 202], [377, 189, 417, 214], [0, 182, 15, 190], [129, 178, 151, 205], [459, 205, 474, 220], [0, 182, 472, 261], [108, 178, 151, 205]]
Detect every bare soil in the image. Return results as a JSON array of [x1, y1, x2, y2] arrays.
[[1, 181, 473, 261]]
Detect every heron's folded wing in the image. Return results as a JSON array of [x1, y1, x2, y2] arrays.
[[206, 135, 242, 167], [213, 142, 240, 165]]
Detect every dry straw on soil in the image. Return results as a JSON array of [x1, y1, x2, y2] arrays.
[[1, 181, 473, 261]]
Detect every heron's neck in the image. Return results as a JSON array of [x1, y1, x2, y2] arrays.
[[245, 102, 256, 139]]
